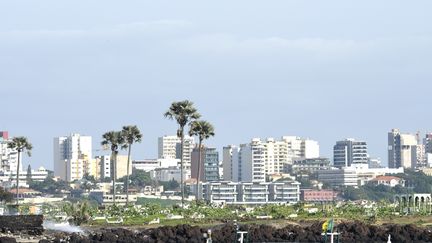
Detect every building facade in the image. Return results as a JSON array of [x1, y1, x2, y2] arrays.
[[333, 139, 368, 169]]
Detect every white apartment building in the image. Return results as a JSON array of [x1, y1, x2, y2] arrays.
[[232, 139, 266, 183], [53, 133, 92, 182], [0, 135, 20, 173], [223, 136, 319, 182], [158, 135, 195, 170], [0, 166, 49, 188], [201, 180, 300, 205]]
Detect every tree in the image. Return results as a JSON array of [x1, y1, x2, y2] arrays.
[[101, 131, 125, 205], [189, 120, 215, 202], [0, 187, 13, 203], [164, 100, 200, 206], [7, 136, 32, 205], [121, 125, 142, 206]]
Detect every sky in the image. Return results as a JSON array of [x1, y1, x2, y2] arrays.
[[1, 1, 431, 170]]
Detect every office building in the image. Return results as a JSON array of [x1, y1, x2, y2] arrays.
[[53, 133, 92, 181], [333, 139, 368, 169], [388, 129, 417, 169], [191, 147, 219, 182]]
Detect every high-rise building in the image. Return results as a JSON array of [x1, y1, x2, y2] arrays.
[[262, 136, 319, 174], [388, 129, 417, 169], [222, 145, 236, 181], [333, 139, 368, 169], [425, 133, 432, 154], [158, 135, 195, 170], [0, 131, 20, 172], [232, 139, 266, 183], [53, 133, 92, 181], [191, 147, 219, 182]]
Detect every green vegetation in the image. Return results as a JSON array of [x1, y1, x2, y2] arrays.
[[29, 175, 71, 194], [136, 198, 180, 207], [342, 169, 432, 202]]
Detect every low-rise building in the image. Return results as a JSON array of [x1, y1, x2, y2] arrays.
[[89, 191, 138, 206], [150, 166, 191, 182], [370, 176, 405, 187], [317, 168, 358, 187], [300, 189, 337, 202], [289, 157, 331, 174], [201, 180, 300, 205]]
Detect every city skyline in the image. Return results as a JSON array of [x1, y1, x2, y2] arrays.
[[1, 1, 432, 169]]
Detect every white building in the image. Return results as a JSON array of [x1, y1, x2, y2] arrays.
[[53, 133, 92, 182], [0, 132, 20, 172], [201, 180, 300, 205], [0, 166, 49, 188], [150, 166, 191, 182], [158, 135, 195, 170], [317, 168, 358, 187]]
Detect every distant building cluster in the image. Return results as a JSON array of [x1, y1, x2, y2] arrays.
[[2, 127, 432, 205]]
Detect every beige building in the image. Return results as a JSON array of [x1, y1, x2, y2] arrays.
[[96, 155, 132, 180]]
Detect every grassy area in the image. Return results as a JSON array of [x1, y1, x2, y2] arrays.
[[135, 197, 180, 207]]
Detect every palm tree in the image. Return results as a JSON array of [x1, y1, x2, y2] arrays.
[[121, 125, 142, 206], [189, 120, 215, 202], [7, 136, 32, 206], [101, 131, 125, 205], [164, 100, 200, 206]]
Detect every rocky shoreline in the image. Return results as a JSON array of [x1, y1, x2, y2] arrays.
[[1, 220, 432, 242]]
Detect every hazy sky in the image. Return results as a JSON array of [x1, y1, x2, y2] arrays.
[[1, 1, 431, 169]]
